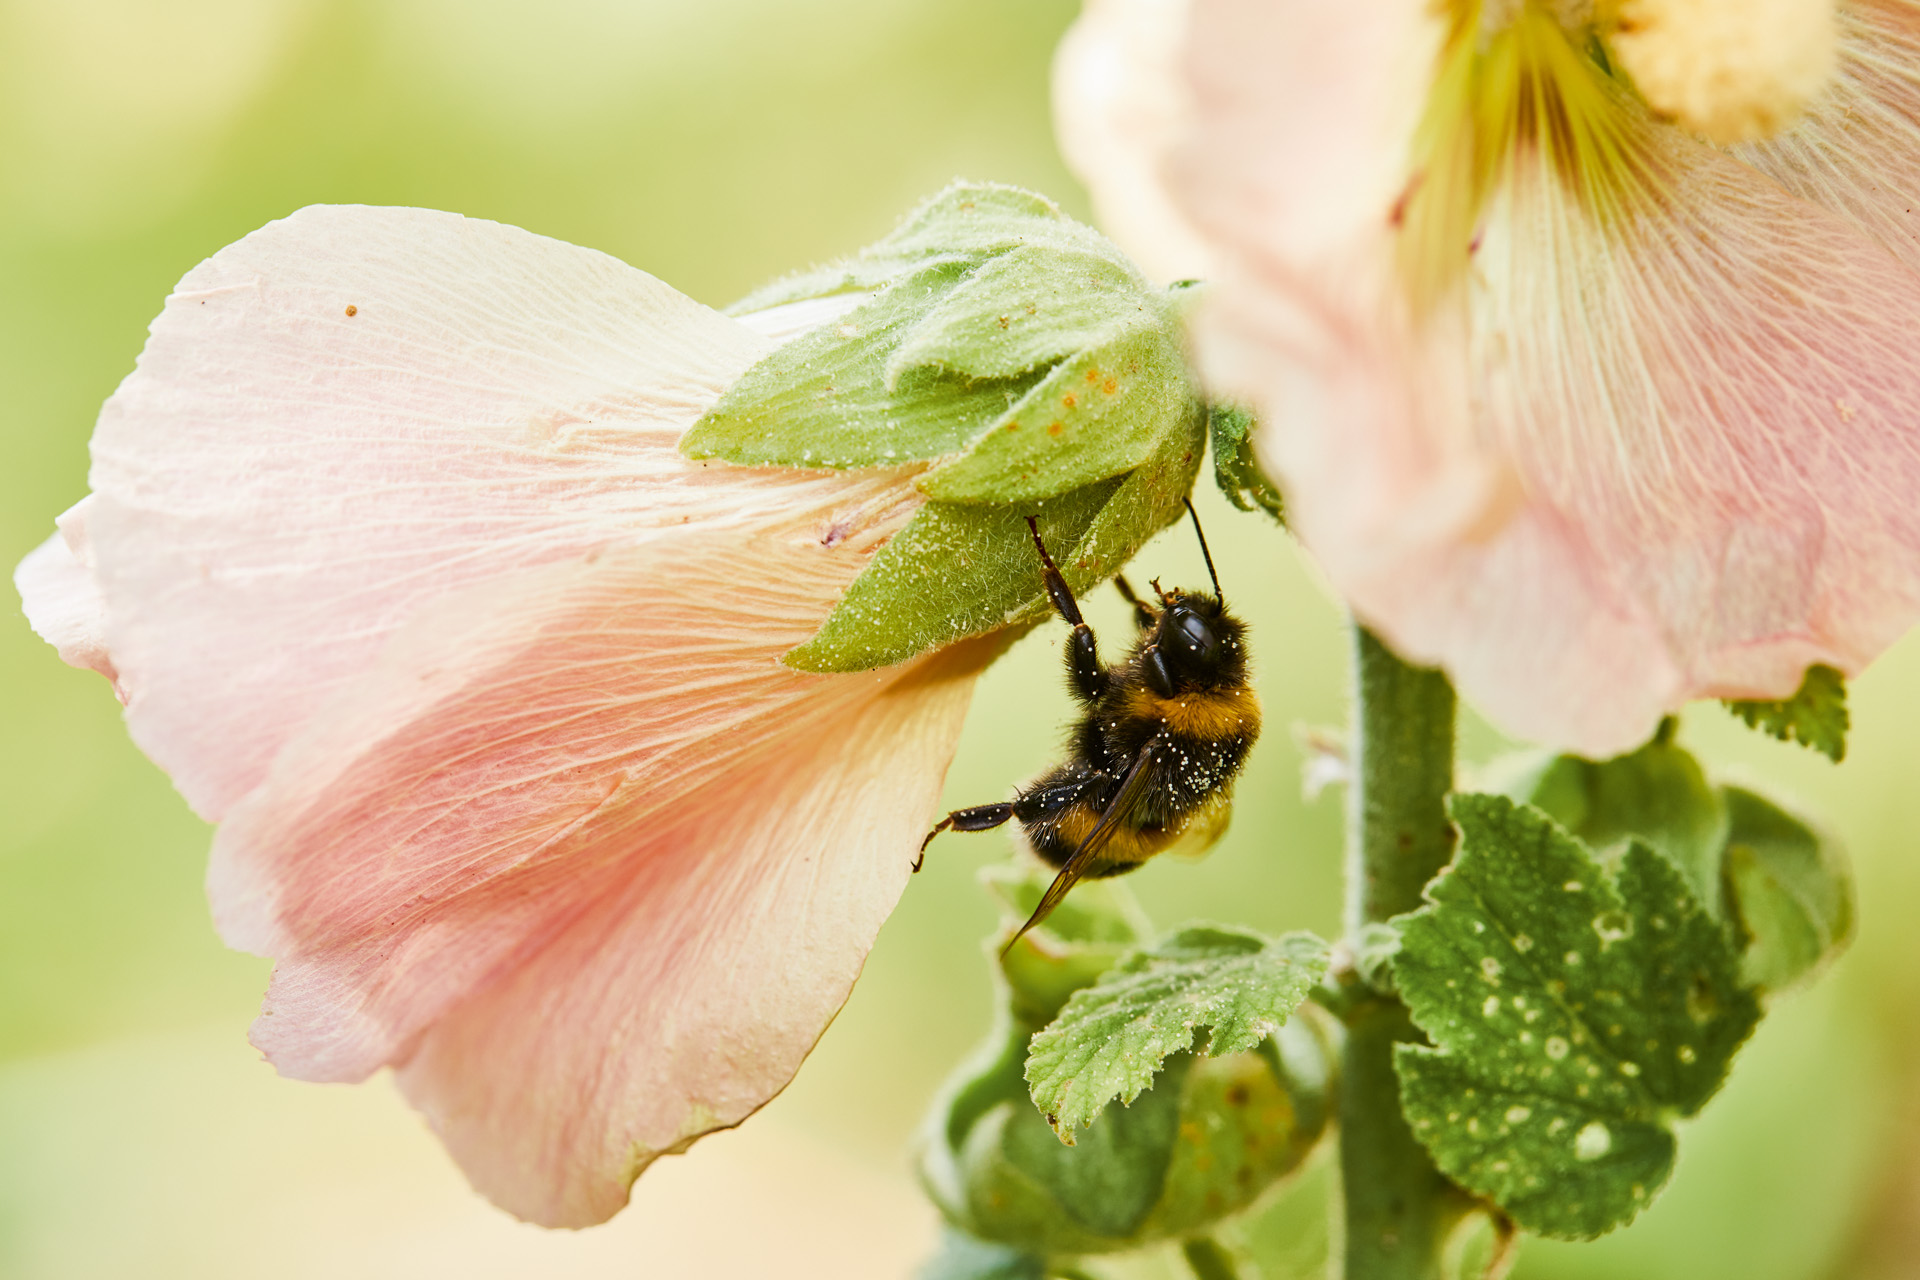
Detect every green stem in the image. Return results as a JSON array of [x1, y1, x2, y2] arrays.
[[1339, 625, 1460, 1280]]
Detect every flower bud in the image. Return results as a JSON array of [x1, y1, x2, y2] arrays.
[[682, 182, 1208, 673], [915, 865, 1334, 1258]]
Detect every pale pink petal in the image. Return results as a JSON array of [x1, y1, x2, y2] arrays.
[[82, 205, 870, 819], [15, 499, 118, 691], [1069, 0, 1920, 752], [394, 635, 990, 1227], [1051, 0, 1217, 285], [205, 507, 983, 1224]]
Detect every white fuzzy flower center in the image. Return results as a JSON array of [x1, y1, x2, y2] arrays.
[[1604, 0, 1837, 142]]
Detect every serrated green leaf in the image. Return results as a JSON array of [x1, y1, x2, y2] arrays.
[[783, 480, 1122, 672], [684, 262, 1040, 469], [917, 1230, 1047, 1280], [1209, 403, 1285, 520], [1493, 730, 1728, 913], [1026, 925, 1330, 1141], [1724, 664, 1849, 762], [888, 243, 1146, 382], [919, 319, 1195, 504], [1720, 786, 1853, 991], [1391, 793, 1759, 1240]]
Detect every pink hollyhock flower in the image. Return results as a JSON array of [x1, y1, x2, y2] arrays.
[[15, 205, 993, 1227], [1056, 0, 1920, 754]]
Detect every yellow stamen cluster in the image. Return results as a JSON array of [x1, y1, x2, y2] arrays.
[[1606, 0, 1837, 143]]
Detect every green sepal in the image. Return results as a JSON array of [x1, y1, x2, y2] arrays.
[[1391, 793, 1760, 1240], [1487, 724, 1728, 912], [732, 184, 1074, 311], [782, 481, 1119, 673], [917, 315, 1193, 505], [684, 262, 1044, 469], [686, 180, 1206, 673], [1026, 924, 1329, 1142], [783, 405, 1204, 672], [1723, 664, 1848, 762], [885, 243, 1146, 382], [1209, 404, 1285, 520], [1720, 787, 1853, 992]]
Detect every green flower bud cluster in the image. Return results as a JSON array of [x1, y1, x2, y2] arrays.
[[915, 866, 1332, 1264], [681, 182, 1206, 672]]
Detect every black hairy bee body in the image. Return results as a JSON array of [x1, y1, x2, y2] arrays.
[[919, 502, 1260, 946]]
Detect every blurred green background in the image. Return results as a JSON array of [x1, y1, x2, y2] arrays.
[[2, 1, 1917, 1276]]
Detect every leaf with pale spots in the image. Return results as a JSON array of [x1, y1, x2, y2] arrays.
[[1391, 793, 1759, 1239], [1025, 924, 1329, 1144], [1724, 664, 1848, 762]]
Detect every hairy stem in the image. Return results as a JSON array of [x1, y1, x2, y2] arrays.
[[1339, 625, 1460, 1280]]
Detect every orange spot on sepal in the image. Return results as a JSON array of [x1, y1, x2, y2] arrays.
[[1048, 421, 1064, 436], [1062, 392, 1078, 409]]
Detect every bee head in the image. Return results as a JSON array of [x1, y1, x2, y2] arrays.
[[1145, 590, 1248, 693]]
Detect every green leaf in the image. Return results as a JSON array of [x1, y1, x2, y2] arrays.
[[1026, 925, 1330, 1141], [1392, 793, 1760, 1240], [1209, 403, 1285, 520], [1724, 664, 1849, 762], [917, 1230, 1047, 1280], [1720, 786, 1853, 992], [1490, 728, 1729, 913]]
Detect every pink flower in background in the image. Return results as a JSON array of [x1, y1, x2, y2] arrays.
[[15, 206, 990, 1228], [1057, 0, 1920, 755]]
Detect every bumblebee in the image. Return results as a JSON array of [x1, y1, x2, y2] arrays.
[[920, 500, 1260, 948]]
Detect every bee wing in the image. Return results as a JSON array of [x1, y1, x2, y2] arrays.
[[1003, 737, 1161, 954]]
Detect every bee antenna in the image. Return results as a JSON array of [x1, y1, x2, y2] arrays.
[[1183, 497, 1224, 600]]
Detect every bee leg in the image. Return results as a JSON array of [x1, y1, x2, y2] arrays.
[[1025, 516, 1109, 703], [1113, 574, 1157, 631], [915, 801, 1015, 871]]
